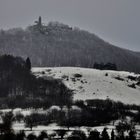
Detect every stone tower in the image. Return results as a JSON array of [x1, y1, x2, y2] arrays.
[[38, 16, 42, 26]]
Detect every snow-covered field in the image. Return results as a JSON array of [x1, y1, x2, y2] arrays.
[[32, 67, 140, 105]]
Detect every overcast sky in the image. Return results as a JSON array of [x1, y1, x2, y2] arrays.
[[0, 0, 140, 52]]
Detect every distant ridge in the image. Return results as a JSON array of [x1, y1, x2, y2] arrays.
[[0, 17, 140, 73]]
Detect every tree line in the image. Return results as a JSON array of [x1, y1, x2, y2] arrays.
[[0, 111, 137, 140], [0, 55, 73, 109], [93, 62, 117, 70]]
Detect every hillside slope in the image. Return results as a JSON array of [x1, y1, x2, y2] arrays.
[[0, 21, 140, 72], [32, 67, 140, 105]]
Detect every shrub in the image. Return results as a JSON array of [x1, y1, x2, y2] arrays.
[[73, 73, 82, 78], [71, 130, 87, 140]]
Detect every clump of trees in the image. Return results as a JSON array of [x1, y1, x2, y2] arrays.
[[94, 62, 117, 70], [134, 110, 140, 123], [0, 112, 14, 134], [67, 128, 136, 140], [0, 111, 138, 140], [0, 55, 73, 109], [19, 99, 140, 129], [0, 128, 136, 140]]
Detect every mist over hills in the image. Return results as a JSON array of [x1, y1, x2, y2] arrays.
[[0, 18, 140, 73]]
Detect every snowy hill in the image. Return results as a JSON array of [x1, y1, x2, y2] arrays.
[[32, 67, 140, 105]]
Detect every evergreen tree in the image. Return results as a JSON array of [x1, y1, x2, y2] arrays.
[[88, 129, 100, 140], [16, 131, 26, 140], [111, 129, 115, 140], [1, 112, 14, 134], [129, 130, 136, 140], [26, 57, 31, 71], [101, 128, 110, 140]]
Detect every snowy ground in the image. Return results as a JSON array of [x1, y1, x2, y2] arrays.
[[32, 67, 140, 105]]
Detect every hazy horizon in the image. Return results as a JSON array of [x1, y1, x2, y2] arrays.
[[0, 0, 140, 52]]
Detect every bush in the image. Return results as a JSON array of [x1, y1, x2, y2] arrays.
[[67, 135, 82, 140], [88, 129, 100, 140], [37, 131, 48, 140], [71, 130, 87, 140], [27, 133, 37, 140], [73, 73, 82, 78]]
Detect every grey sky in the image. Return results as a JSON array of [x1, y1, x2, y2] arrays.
[[0, 0, 140, 52]]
